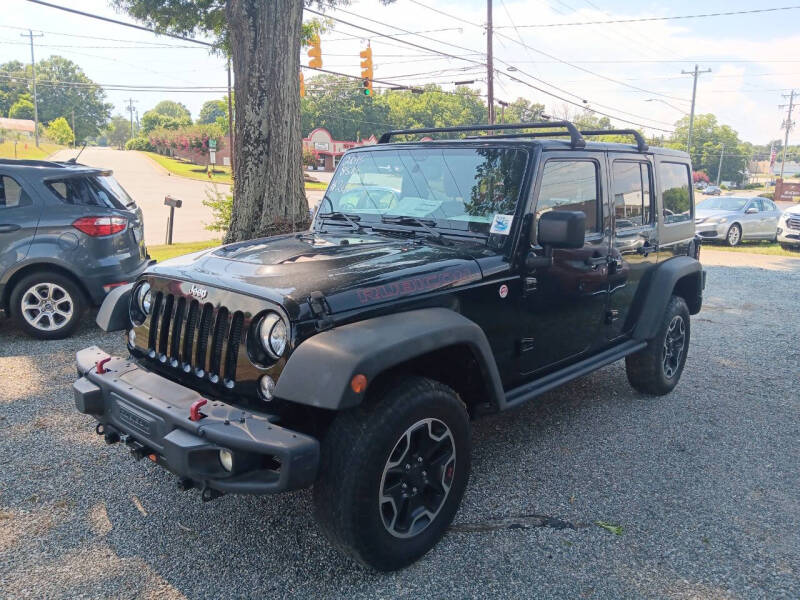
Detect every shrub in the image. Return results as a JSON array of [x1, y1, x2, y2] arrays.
[[45, 117, 75, 145], [758, 192, 774, 200], [148, 123, 224, 157], [202, 186, 233, 233], [742, 182, 764, 190], [125, 137, 154, 151]]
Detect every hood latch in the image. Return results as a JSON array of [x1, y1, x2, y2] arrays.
[[308, 291, 334, 331]]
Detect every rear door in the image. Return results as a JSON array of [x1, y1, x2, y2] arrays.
[[606, 154, 658, 339], [517, 151, 610, 375], [0, 172, 40, 281], [741, 198, 763, 238], [760, 197, 781, 238]]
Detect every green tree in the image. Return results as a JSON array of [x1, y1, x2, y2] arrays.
[[669, 114, 749, 184], [378, 85, 487, 130], [198, 98, 227, 124], [8, 96, 35, 120], [152, 100, 191, 120], [106, 115, 131, 149], [46, 117, 75, 145], [111, 0, 359, 242], [501, 97, 546, 124], [141, 100, 192, 134], [0, 61, 28, 117]]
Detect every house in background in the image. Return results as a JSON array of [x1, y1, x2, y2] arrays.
[[0, 117, 36, 137], [302, 127, 377, 171]]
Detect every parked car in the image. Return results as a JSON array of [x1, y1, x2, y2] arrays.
[[777, 204, 800, 250], [0, 159, 151, 338], [73, 122, 704, 571], [695, 196, 781, 246], [703, 185, 722, 196]]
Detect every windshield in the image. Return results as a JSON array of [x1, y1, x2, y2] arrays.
[[321, 147, 529, 235], [697, 197, 747, 211]]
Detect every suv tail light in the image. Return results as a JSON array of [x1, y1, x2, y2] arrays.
[[72, 216, 127, 237]]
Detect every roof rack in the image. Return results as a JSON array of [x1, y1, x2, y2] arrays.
[[378, 121, 586, 149], [473, 128, 649, 152]]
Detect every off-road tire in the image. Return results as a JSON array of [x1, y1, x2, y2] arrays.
[[313, 376, 470, 571], [10, 271, 86, 339], [626, 295, 690, 396], [725, 223, 742, 247]]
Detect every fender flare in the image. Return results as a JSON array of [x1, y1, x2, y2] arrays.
[[273, 307, 505, 410], [95, 282, 134, 332], [633, 256, 704, 341]]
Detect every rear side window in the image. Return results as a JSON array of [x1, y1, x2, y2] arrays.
[[660, 162, 692, 224], [612, 161, 653, 229], [48, 177, 109, 207], [0, 175, 32, 208], [536, 160, 600, 232]]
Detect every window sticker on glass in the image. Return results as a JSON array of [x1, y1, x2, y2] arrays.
[[489, 214, 514, 235]]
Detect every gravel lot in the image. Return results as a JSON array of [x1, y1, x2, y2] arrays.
[[1, 250, 798, 599]]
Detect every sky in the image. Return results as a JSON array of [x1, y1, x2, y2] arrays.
[[2, 0, 799, 146]]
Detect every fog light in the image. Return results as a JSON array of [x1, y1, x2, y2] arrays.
[[128, 329, 136, 346], [219, 449, 234, 472], [259, 375, 276, 400]]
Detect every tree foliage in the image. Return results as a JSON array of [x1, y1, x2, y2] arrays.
[[141, 100, 193, 134], [46, 117, 75, 145], [8, 96, 35, 120], [668, 114, 749, 184], [198, 98, 227, 124], [106, 115, 131, 149]]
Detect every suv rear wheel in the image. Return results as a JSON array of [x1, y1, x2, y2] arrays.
[[10, 271, 86, 339], [313, 376, 470, 571], [625, 295, 690, 395]]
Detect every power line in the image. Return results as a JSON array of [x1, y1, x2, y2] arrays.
[[497, 5, 800, 27]]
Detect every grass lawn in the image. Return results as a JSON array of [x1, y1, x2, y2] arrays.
[[142, 151, 329, 191], [704, 241, 800, 257], [0, 141, 65, 160], [148, 239, 221, 262]]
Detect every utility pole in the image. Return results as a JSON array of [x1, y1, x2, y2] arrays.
[[681, 64, 711, 155], [227, 57, 235, 173], [716, 143, 725, 186], [21, 30, 43, 147], [126, 98, 137, 142], [486, 0, 495, 125], [498, 99, 508, 124], [71, 108, 76, 146], [779, 90, 796, 180]]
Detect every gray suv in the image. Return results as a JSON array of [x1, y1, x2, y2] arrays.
[[0, 159, 151, 339]]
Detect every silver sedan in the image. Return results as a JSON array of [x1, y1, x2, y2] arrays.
[[695, 196, 782, 246]]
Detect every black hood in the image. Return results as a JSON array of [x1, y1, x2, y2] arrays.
[[146, 231, 488, 320]]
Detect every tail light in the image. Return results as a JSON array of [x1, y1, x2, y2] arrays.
[[72, 216, 127, 237]]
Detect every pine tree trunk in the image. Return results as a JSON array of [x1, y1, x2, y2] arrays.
[[225, 0, 309, 243]]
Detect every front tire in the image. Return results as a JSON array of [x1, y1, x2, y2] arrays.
[[725, 223, 742, 246], [313, 376, 470, 571], [10, 271, 86, 339], [626, 295, 690, 396]]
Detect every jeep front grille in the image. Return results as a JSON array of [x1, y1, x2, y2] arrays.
[[146, 292, 244, 387]]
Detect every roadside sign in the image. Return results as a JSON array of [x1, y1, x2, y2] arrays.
[[209, 150, 216, 165], [208, 139, 217, 150]]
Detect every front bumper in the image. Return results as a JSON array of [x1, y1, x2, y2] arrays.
[[777, 224, 800, 246], [73, 346, 319, 495], [694, 221, 728, 240]]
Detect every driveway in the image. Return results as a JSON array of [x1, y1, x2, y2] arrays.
[[1, 252, 798, 599]]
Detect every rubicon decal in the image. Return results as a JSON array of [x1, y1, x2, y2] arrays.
[[356, 265, 480, 304]]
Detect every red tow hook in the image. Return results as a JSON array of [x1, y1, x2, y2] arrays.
[[189, 398, 208, 422], [96, 357, 112, 374]]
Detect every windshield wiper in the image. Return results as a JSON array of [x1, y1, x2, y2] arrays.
[[318, 195, 365, 232], [379, 215, 452, 246]]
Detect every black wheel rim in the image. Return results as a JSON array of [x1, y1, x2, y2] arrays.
[[379, 418, 456, 539], [662, 315, 686, 379]]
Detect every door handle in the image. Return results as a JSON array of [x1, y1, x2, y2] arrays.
[[0, 224, 21, 233]]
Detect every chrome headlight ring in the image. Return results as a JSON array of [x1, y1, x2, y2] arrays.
[[259, 312, 288, 360]]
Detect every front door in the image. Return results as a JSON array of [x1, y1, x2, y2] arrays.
[[606, 155, 659, 339], [517, 153, 610, 376], [0, 173, 40, 279]]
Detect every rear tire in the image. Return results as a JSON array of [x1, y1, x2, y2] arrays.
[[10, 271, 86, 339], [725, 223, 742, 247], [313, 376, 470, 571], [626, 295, 690, 396]]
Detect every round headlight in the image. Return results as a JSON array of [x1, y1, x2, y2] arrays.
[[259, 312, 288, 359], [136, 282, 152, 314]]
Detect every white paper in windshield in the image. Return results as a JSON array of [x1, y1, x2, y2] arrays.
[[489, 214, 514, 235]]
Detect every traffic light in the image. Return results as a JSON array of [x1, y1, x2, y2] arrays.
[[307, 35, 322, 69], [360, 46, 373, 96], [299, 71, 305, 97]]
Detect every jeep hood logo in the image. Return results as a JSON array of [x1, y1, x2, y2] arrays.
[[189, 284, 208, 299]]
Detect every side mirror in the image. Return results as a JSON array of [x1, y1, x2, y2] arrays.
[[745, 207, 758, 214], [536, 210, 586, 249]]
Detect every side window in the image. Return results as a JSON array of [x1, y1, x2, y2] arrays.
[[612, 161, 653, 229], [47, 178, 107, 207], [660, 162, 692, 224], [765, 199, 777, 211], [536, 159, 600, 232], [749, 199, 763, 212], [0, 175, 32, 209]]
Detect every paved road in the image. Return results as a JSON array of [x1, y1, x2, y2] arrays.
[[48, 148, 327, 245], [1, 252, 798, 599]]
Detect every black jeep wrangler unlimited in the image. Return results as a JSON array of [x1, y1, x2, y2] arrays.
[[73, 122, 704, 571]]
